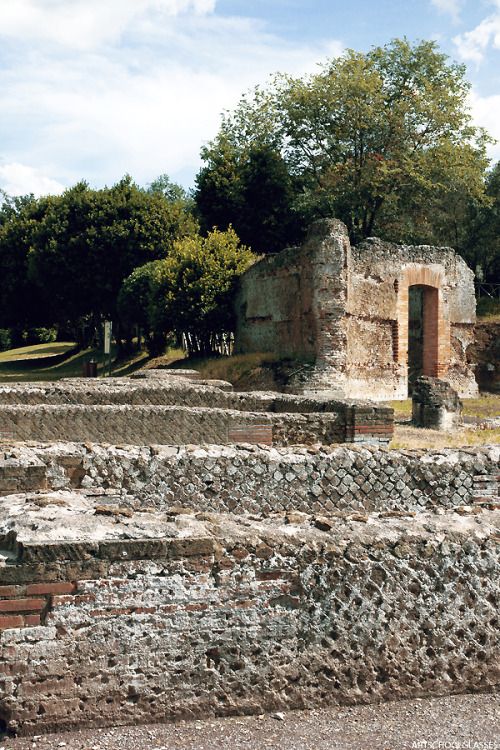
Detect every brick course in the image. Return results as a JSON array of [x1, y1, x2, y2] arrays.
[[0, 504, 498, 735]]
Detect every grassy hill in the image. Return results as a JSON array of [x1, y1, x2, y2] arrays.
[[0, 342, 148, 382]]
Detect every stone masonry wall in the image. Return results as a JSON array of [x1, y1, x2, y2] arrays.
[[235, 219, 351, 397], [0, 379, 394, 447], [1, 442, 499, 515], [235, 218, 477, 400], [349, 238, 477, 400], [0, 495, 499, 735], [0, 372, 496, 736], [0, 378, 386, 414]]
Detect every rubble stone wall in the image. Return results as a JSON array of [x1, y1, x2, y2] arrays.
[[2, 442, 499, 515], [0, 380, 394, 447], [235, 219, 477, 400], [0, 501, 499, 735]]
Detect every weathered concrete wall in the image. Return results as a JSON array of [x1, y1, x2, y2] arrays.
[[0, 494, 499, 735], [2, 442, 499, 515], [0, 379, 394, 447], [235, 219, 477, 400]]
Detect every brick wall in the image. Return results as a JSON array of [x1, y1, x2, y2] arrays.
[[235, 220, 477, 400], [0, 504, 499, 735], [235, 219, 350, 397], [0, 582, 75, 630], [0, 451, 47, 496]]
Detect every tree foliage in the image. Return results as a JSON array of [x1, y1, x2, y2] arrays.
[[0, 177, 198, 346], [461, 161, 500, 284], [0, 194, 49, 335], [197, 38, 492, 246], [195, 142, 304, 253], [147, 173, 196, 214], [27, 177, 198, 322], [116, 260, 167, 356], [129, 227, 255, 356]]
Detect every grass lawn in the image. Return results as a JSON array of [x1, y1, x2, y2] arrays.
[[0, 342, 76, 362], [388, 394, 500, 449], [0, 342, 148, 382]]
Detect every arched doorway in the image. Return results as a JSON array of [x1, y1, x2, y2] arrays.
[[408, 284, 439, 384], [394, 264, 450, 393]]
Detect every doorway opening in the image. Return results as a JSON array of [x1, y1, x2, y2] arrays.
[[407, 284, 439, 388]]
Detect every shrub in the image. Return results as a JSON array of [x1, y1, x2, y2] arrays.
[[24, 327, 58, 345], [0, 329, 11, 352]]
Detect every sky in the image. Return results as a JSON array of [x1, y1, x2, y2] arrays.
[[0, 0, 499, 198]]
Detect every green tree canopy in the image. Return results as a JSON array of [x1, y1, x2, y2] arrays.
[[0, 194, 49, 334], [195, 142, 304, 254], [146, 227, 255, 356], [462, 160, 500, 284], [116, 259, 168, 356], [147, 173, 196, 214], [28, 177, 198, 322], [0, 176, 199, 345], [197, 38, 492, 246]]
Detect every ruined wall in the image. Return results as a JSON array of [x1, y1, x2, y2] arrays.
[[2, 442, 499, 515], [349, 238, 477, 400], [0, 379, 394, 447], [235, 219, 351, 397], [467, 320, 500, 392], [234, 245, 316, 357], [235, 219, 477, 400], [0, 495, 499, 735]]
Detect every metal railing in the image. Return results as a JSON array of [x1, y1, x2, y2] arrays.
[[475, 282, 500, 298]]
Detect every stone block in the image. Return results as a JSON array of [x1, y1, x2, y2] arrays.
[[412, 376, 462, 430]]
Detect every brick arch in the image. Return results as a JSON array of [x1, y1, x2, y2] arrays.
[[393, 264, 450, 379]]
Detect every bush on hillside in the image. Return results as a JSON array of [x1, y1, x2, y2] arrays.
[[0, 329, 11, 352]]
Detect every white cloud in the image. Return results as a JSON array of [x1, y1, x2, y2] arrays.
[[453, 1, 500, 65], [0, 163, 65, 197], [0, 0, 216, 50], [0, 6, 343, 194], [430, 0, 463, 22], [468, 89, 500, 164]]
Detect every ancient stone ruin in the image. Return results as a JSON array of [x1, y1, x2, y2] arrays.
[[0, 374, 394, 446], [235, 218, 478, 401], [0, 372, 498, 736], [412, 376, 463, 431]]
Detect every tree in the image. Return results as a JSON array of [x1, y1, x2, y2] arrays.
[[146, 227, 255, 356], [195, 142, 304, 254], [0, 194, 49, 341], [23, 177, 198, 346], [198, 38, 492, 245], [461, 161, 500, 284], [116, 260, 167, 355], [147, 174, 196, 214]]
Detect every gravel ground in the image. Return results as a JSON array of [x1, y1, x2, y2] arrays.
[[1, 694, 499, 750]]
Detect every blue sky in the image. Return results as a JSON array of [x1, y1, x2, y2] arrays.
[[0, 0, 499, 198]]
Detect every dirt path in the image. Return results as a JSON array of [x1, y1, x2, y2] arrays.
[[1, 693, 499, 750]]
